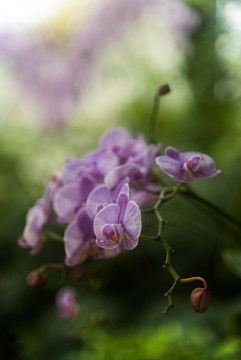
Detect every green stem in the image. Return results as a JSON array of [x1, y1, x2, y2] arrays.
[[38, 262, 66, 282], [163, 277, 180, 314], [130, 180, 160, 195], [44, 229, 64, 242], [141, 208, 155, 214], [138, 181, 183, 313], [149, 92, 160, 143], [140, 234, 159, 241], [180, 276, 208, 289], [148, 83, 170, 143], [148, 189, 182, 314], [160, 236, 181, 314], [38, 262, 65, 272], [164, 182, 182, 201]]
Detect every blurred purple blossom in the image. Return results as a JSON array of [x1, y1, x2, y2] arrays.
[[0, 0, 199, 129], [155, 146, 221, 183], [56, 287, 80, 319], [18, 200, 47, 254]]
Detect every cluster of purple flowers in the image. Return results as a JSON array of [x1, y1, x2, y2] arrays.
[[19, 128, 220, 267], [19, 128, 159, 265]]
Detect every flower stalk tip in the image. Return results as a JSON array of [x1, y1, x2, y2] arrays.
[[157, 83, 171, 96]]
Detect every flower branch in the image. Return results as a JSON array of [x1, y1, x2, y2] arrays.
[[44, 229, 64, 242]]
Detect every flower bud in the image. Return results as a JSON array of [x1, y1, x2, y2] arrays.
[[157, 83, 171, 96], [190, 287, 211, 313], [26, 270, 46, 287]]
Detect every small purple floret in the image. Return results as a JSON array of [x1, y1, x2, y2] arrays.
[[18, 200, 47, 254], [155, 146, 220, 183], [56, 287, 79, 319]]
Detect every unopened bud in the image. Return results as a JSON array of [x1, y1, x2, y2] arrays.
[[26, 270, 46, 287], [190, 287, 211, 313], [157, 83, 171, 96]]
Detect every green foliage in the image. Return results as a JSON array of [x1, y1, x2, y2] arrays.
[[59, 323, 241, 360]]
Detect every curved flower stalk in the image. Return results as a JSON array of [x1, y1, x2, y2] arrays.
[[156, 146, 220, 183]]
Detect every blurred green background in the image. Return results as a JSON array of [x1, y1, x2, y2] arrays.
[[1, 0, 241, 359]]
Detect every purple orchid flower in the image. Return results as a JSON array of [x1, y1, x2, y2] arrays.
[[102, 128, 160, 189], [18, 200, 47, 254], [86, 177, 129, 220], [56, 287, 80, 319], [64, 209, 120, 266], [155, 146, 221, 183], [93, 186, 141, 250], [43, 173, 62, 221], [53, 174, 95, 223], [19, 174, 62, 254]]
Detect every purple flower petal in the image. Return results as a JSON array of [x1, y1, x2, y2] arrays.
[[100, 128, 131, 149], [123, 235, 139, 250], [61, 157, 84, 183], [54, 176, 95, 223], [112, 177, 130, 202], [64, 220, 89, 266], [43, 173, 62, 221], [155, 155, 185, 181], [19, 200, 46, 254], [54, 183, 81, 223], [100, 128, 133, 162], [94, 204, 123, 249], [116, 192, 129, 223], [86, 184, 111, 219], [95, 151, 119, 177], [135, 144, 160, 174], [94, 203, 120, 233], [105, 163, 144, 189], [64, 209, 95, 266], [193, 170, 221, 179], [166, 146, 180, 159], [122, 200, 141, 249]]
